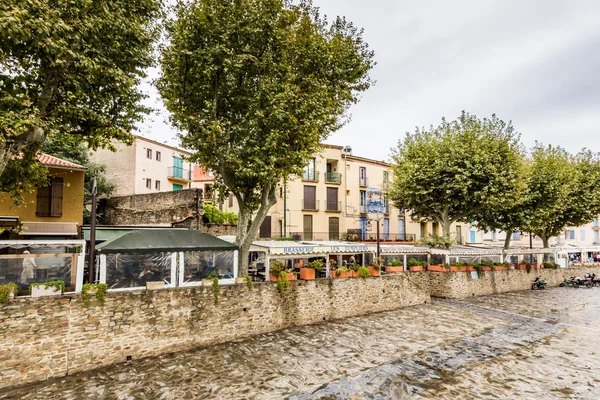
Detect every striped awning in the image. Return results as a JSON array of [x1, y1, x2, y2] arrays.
[[20, 222, 79, 236]]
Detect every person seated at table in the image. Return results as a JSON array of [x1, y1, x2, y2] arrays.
[[139, 267, 161, 283]]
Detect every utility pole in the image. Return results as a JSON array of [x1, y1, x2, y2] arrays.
[[88, 175, 98, 284], [283, 178, 287, 238]]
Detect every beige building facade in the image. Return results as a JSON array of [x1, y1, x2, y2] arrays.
[[90, 135, 194, 197]]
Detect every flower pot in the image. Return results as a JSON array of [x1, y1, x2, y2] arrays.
[[450, 266, 465, 272], [427, 265, 447, 272], [493, 266, 505, 271], [299, 267, 315, 280], [465, 266, 476, 272], [332, 270, 353, 279], [147, 281, 165, 290], [409, 266, 423, 272], [386, 266, 404, 273], [368, 266, 381, 277], [31, 285, 61, 298], [481, 266, 492, 271]]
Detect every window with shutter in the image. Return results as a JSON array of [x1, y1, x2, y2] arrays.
[[36, 177, 63, 217]]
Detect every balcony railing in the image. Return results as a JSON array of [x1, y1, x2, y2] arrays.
[[359, 204, 368, 213], [167, 167, 192, 181], [325, 200, 342, 212], [262, 232, 417, 243], [302, 170, 319, 182], [382, 181, 390, 190], [359, 177, 368, 187], [384, 203, 390, 214], [302, 199, 319, 211], [325, 172, 342, 184]]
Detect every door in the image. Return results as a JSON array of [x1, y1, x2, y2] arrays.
[[303, 215, 313, 240], [172, 183, 183, 191], [456, 226, 462, 244], [359, 167, 367, 185], [398, 218, 406, 241], [303, 159, 316, 181], [304, 186, 316, 210], [326, 187, 338, 211], [383, 218, 390, 241], [359, 216, 368, 240], [329, 217, 340, 240], [173, 156, 183, 179], [469, 230, 476, 243], [259, 216, 272, 238]]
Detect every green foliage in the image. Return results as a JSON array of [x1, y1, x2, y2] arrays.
[[245, 275, 253, 290], [390, 112, 525, 239], [269, 260, 286, 277], [0, 0, 163, 193], [388, 259, 403, 267], [525, 262, 532, 274], [0, 283, 18, 303], [543, 261, 558, 269], [206, 272, 220, 305], [418, 234, 454, 249], [82, 283, 108, 307], [408, 258, 424, 267], [276, 271, 290, 297], [479, 260, 493, 267], [349, 264, 360, 272], [158, 0, 374, 276], [370, 257, 384, 271], [203, 204, 238, 225], [29, 280, 65, 294], [357, 266, 371, 278], [521, 144, 600, 247], [474, 265, 484, 278], [335, 267, 350, 277], [307, 260, 324, 270]]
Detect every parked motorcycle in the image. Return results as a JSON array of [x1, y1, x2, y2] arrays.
[[560, 276, 593, 288], [531, 277, 547, 290]]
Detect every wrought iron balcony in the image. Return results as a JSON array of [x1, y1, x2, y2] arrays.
[[302, 171, 319, 183], [167, 167, 192, 181], [325, 200, 342, 212], [302, 199, 319, 211], [359, 177, 368, 187]]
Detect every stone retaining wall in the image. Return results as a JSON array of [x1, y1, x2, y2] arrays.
[[0, 274, 430, 389], [2, 266, 599, 389]]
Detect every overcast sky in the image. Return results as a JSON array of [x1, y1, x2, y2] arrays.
[[138, 0, 600, 162]]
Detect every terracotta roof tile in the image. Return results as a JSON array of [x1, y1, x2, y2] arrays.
[[37, 153, 87, 170], [194, 166, 214, 181]]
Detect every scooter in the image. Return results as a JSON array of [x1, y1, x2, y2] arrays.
[[531, 277, 547, 290]]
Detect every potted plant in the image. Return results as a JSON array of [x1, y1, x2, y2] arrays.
[[357, 266, 371, 278], [450, 262, 466, 272], [408, 258, 424, 272], [368, 257, 383, 277], [29, 280, 65, 297], [479, 260, 493, 271], [427, 260, 447, 272], [386, 258, 404, 273], [333, 267, 352, 279], [269, 260, 297, 282], [301, 259, 323, 280], [0, 283, 18, 303], [82, 283, 108, 307], [349, 264, 360, 277]]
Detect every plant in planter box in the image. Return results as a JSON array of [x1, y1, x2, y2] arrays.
[[387, 258, 404, 273], [408, 258, 424, 271], [357, 266, 371, 278], [301, 259, 323, 280], [368, 257, 383, 277], [0, 283, 18, 303], [29, 280, 65, 297], [525, 262, 532, 274], [334, 267, 352, 278], [82, 283, 108, 307], [543, 261, 558, 269], [269, 260, 286, 279]]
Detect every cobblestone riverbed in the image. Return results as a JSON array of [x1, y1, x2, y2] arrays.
[[2, 287, 600, 399]]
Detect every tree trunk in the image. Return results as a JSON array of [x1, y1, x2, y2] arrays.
[[503, 233, 512, 250], [0, 144, 11, 180], [235, 183, 277, 277], [541, 235, 549, 249]]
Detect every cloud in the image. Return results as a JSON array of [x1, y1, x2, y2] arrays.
[[139, 0, 600, 159]]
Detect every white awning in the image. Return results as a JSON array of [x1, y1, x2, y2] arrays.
[[20, 222, 79, 236]]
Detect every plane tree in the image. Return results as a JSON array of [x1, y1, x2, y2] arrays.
[[158, 0, 374, 275], [389, 112, 524, 242]]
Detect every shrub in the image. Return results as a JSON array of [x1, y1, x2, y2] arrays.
[[307, 260, 324, 270], [389, 259, 403, 267], [276, 271, 290, 297], [408, 258, 423, 267], [270, 260, 286, 277], [0, 283, 18, 303], [418, 234, 454, 249], [357, 266, 371, 278], [82, 283, 108, 307], [543, 261, 558, 269]]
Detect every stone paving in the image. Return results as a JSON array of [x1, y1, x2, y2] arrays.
[[2, 287, 600, 399]]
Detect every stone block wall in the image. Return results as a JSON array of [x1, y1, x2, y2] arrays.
[[0, 274, 430, 389]]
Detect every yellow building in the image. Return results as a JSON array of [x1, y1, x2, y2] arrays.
[[0, 154, 86, 239]]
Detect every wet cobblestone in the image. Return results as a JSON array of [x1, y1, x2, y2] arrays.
[[3, 287, 600, 399]]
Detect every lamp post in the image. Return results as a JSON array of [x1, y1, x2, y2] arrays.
[[88, 174, 97, 284]]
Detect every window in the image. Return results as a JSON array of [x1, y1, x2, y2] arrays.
[[420, 222, 427, 239], [146, 179, 152, 189], [173, 184, 183, 191], [398, 218, 406, 241], [570, 230, 575, 240], [328, 217, 340, 240], [303, 185, 317, 210], [383, 171, 389, 182], [359, 167, 367, 185], [156, 151, 161, 162], [326, 187, 339, 211], [303, 158, 317, 181], [155, 181, 161, 190], [36, 177, 63, 217], [146, 149, 152, 159], [512, 231, 521, 240], [581, 230, 586, 241]]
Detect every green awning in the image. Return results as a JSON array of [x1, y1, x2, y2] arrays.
[[82, 228, 132, 242], [96, 230, 238, 254]]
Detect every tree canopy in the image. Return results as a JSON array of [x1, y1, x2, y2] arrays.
[[521, 144, 600, 247], [389, 112, 524, 240], [158, 0, 374, 275], [0, 0, 162, 198]]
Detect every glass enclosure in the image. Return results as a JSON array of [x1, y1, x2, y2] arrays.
[[183, 250, 235, 284], [106, 253, 173, 289]]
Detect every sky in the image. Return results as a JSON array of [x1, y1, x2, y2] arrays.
[[137, 0, 600, 162]]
